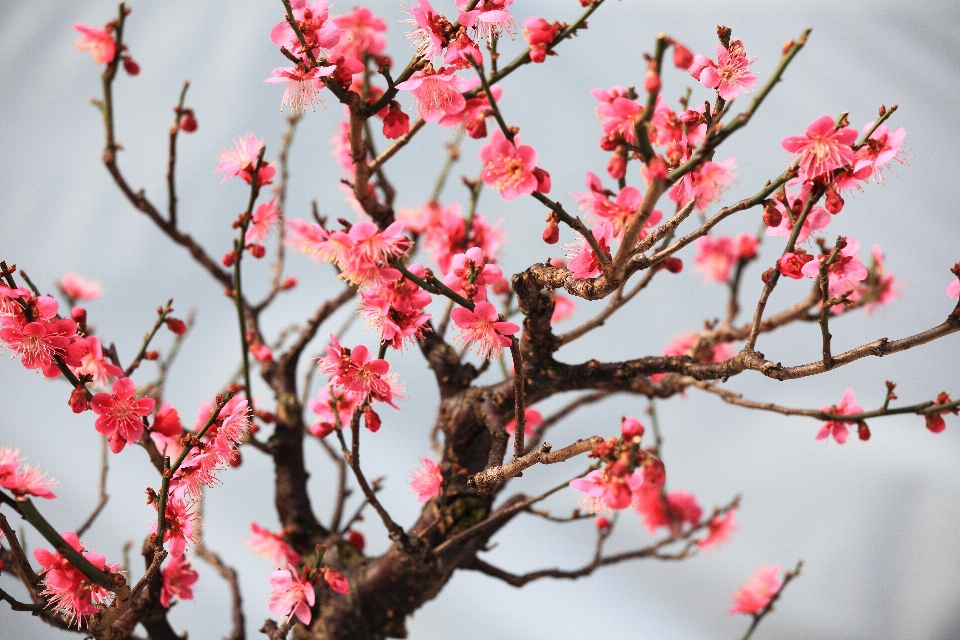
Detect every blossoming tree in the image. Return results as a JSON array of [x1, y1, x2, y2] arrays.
[[1, 1, 958, 639]]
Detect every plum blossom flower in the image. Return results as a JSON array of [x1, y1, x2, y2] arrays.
[[505, 407, 543, 437], [854, 122, 907, 181], [404, 0, 453, 60], [689, 39, 757, 101], [574, 173, 662, 241], [410, 457, 443, 503], [73, 24, 116, 65], [782, 115, 857, 182], [59, 274, 102, 301], [318, 335, 399, 406], [456, 0, 515, 40], [331, 6, 387, 60], [669, 157, 737, 212], [816, 388, 863, 444], [215, 133, 276, 186], [633, 484, 702, 534], [73, 335, 123, 389], [523, 17, 563, 63], [800, 237, 868, 299], [90, 377, 155, 454], [264, 64, 337, 114], [450, 301, 519, 360], [570, 469, 645, 512], [269, 564, 315, 625], [478, 129, 543, 200], [442, 247, 502, 301], [0, 447, 58, 499], [551, 294, 575, 322], [308, 383, 363, 438], [245, 198, 282, 245], [0, 295, 83, 378], [947, 279, 960, 298], [160, 555, 199, 608], [698, 510, 737, 549], [34, 531, 120, 626], [270, 0, 341, 57], [396, 65, 468, 123], [729, 565, 782, 615], [151, 488, 198, 558], [567, 221, 613, 280], [246, 522, 302, 567], [765, 186, 832, 244]]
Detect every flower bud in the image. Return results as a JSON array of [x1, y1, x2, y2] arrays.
[[644, 70, 662, 94], [762, 201, 782, 227], [248, 243, 266, 259], [595, 516, 611, 530], [346, 530, 366, 552], [761, 267, 774, 284], [179, 110, 198, 133], [144, 350, 159, 360], [542, 221, 559, 244], [71, 305, 87, 326], [222, 251, 237, 267], [363, 406, 381, 433], [673, 43, 694, 70], [279, 276, 298, 290], [69, 386, 90, 413], [643, 458, 666, 486], [165, 317, 187, 336], [825, 188, 844, 214], [857, 422, 871, 441], [679, 109, 706, 127], [621, 416, 645, 440], [122, 56, 140, 76]]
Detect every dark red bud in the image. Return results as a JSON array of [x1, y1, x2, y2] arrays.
[[762, 202, 782, 227], [664, 257, 683, 273], [248, 244, 266, 259], [222, 251, 237, 267], [144, 350, 159, 360], [673, 43, 693, 70], [69, 386, 90, 414], [165, 317, 187, 336], [122, 56, 140, 76], [363, 406, 381, 433], [542, 221, 559, 244], [761, 267, 775, 284], [71, 306, 87, 325], [825, 188, 844, 214], [179, 111, 198, 133], [857, 423, 871, 441], [280, 276, 298, 290]]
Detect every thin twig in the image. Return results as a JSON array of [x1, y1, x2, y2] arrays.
[[76, 435, 110, 537]]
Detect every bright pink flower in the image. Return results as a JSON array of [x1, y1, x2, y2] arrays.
[[800, 237, 868, 299], [594, 91, 642, 148], [324, 568, 350, 594], [160, 555, 199, 608], [410, 457, 443, 503], [0, 446, 19, 478], [72, 24, 116, 65], [729, 565, 782, 615], [246, 522, 302, 567], [59, 274, 102, 301], [150, 402, 184, 456], [90, 377, 155, 454], [319, 335, 399, 407], [505, 407, 543, 437], [264, 64, 337, 114], [567, 221, 614, 280], [575, 174, 662, 240], [1, 462, 58, 499], [698, 510, 737, 550], [450, 301, 519, 360], [73, 335, 123, 389], [331, 6, 387, 60], [308, 382, 363, 437], [359, 264, 432, 350], [245, 198, 282, 245], [692, 39, 757, 101], [551, 294, 575, 322], [443, 31, 484, 69], [151, 489, 198, 558], [286, 218, 351, 266], [479, 129, 541, 200], [669, 157, 736, 212], [403, 0, 451, 60], [382, 101, 411, 139], [270, 0, 341, 57], [443, 247, 502, 301], [523, 17, 562, 63], [269, 564, 315, 625], [570, 469, 644, 513], [34, 531, 119, 626], [694, 235, 737, 284], [0, 295, 83, 378], [782, 115, 857, 182], [947, 279, 960, 298], [0, 283, 29, 317], [778, 251, 814, 280], [854, 122, 907, 181], [215, 133, 275, 186], [633, 484, 702, 534], [816, 388, 863, 444], [396, 65, 468, 123], [456, 0, 515, 40]]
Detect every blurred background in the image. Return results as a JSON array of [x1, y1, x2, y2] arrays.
[[1, 1, 959, 638]]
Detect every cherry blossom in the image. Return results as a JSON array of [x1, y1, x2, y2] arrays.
[[729, 565, 782, 615], [456, 0, 515, 41], [396, 65, 468, 123], [72, 24, 116, 65], [765, 192, 831, 244], [782, 115, 857, 182], [410, 457, 443, 503], [264, 64, 337, 114], [404, 0, 453, 61], [443, 31, 484, 69], [816, 388, 863, 444], [381, 101, 411, 139], [90, 377, 155, 454], [479, 129, 543, 200], [269, 564, 316, 625], [567, 221, 614, 280], [697, 510, 737, 550], [854, 122, 907, 181], [0, 283, 29, 317], [246, 522, 302, 567], [693, 232, 757, 283], [160, 555, 199, 608], [570, 468, 644, 512], [689, 39, 758, 101], [59, 274, 102, 301], [33, 531, 120, 627], [450, 300, 519, 360], [215, 133, 275, 186], [505, 407, 543, 437], [858, 245, 900, 314], [270, 0, 341, 57], [800, 237, 868, 299]]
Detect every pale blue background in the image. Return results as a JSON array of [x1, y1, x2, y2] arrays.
[[1, 1, 959, 638]]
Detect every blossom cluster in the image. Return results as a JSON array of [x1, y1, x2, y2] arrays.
[[33, 532, 121, 627], [0, 446, 58, 499]]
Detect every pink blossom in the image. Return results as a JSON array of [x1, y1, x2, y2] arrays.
[[245, 198, 282, 245], [359, 265, 432, 350], [854, 122, 907, 181], [633, 484, 702, 534], [443, 247, 502, 301], [0, 295, 83, 378], [694, 235, 737, 284], [669, 157, 737, 212], [782, 115, 857, 182], [160, 555, 199, 608], [662, 332, 733, 362], [151, 488, 198, 558], [697, 510, 737, 550], [1, 462, 58, 499], [396, 65, 468, 123], [443, 31, 484, 69], [505, 407, 543, 437], [269, 564, 316, 625], [479, 129, 542, 200], [215, 134, 276, 186], [33, 531, 119, 626], [593, 89, 642, 148], [73, 335, 123, 389], [550, 294, 575, 322], [270, 0, 341, 57], [948, 279, 960, 298], [691, 39, 758, 101], [410, 457, 443, 503], [575, 173, 662, 240], [729, 565, 782, 615], [567, 221, 613, 280], [450, 301, 519, 360], [765, 189, 831, 244], [246, 522, 302, 567], [319, 335, 399, 406], [150, 402, 185, 456], [433, 75, 499, 138], [324, 568, 350, 594], [331, 6, 387, 60], [456, 0, 515, 40], [523, 17, 562, 63], [90, 377, 155, 454], [264, 64, 337, 114], [403, 0, 451, 60], [816, 388, 863, 444], [72, 24, 116, 65], [59, 274, 102, 301], [570, 469, 644, 513], [308, 383, 363, 437], [0, 283, 29, 317], [800, 237, 868, 299]]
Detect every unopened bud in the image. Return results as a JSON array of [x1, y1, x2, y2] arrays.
[[363, 406, 381, 433], [644, 71, 661, 94], [663, 257, 683, 273], [857, 422, 871, 441], [679, 109, 706, 127], [280, 276, 298, 290], [761, 267, 775, 284], [179, 110, 198, 133], [71, 306, 87, 326], [781, 39, 795, 56], [762, 201, 782, 227], [69, 386, 90, 414], [222, 251, 237, 267], [165, 317, 187, 336], [144, 350, 159, 360], [248, 244, 266, 259], [825, 188, 844, 214], [673, 43, 693, 70], [542, 221, 559, 244], [122, 56, 140, 76]]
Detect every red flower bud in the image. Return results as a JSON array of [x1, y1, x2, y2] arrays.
[[857, 422, 871, 441], [661, 257, 683, 273], [222, 251, 237, 267], [248, 244, 266, 259], [643, 458, 666, 486], [673, 43, 694, 70], [69, 386, 90, 414], [679, 109, 706, 127], [346, 530, 366, 552], [279, 276, 298, 290], [71, 306, 87, 325], [644, 71, 662, 94], [825, 188, 844, 214], [595, 516, 611, 529], [144, 350, 159, 360], [165, 317, 187, 336], [179, 110, 198, 133], [363, 406, 381, 433], [761, 267, 774, 284], [122, 56, 140, 76], [926, 413, 947, 434], [542, 221, 559, 244], [621, 416, 645, 440], [762, 202, 782, 227]]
